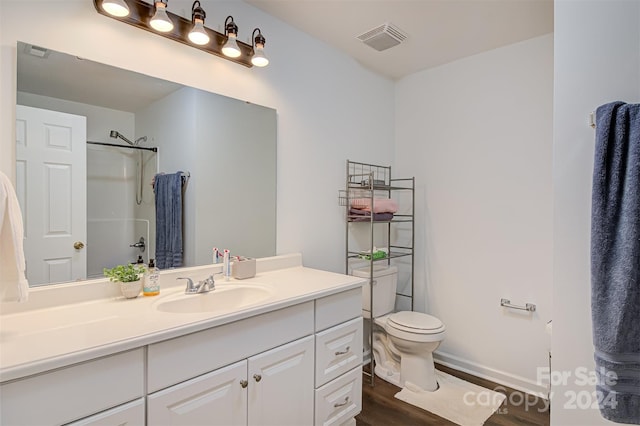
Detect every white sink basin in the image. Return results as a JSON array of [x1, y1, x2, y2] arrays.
[[154, 284, 274, 314]]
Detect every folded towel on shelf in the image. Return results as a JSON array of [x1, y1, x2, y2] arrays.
[[350, 198, 398, 213], [590, 101, 640, 424], [349, 208, 394, 222], [0, 171, 29, 302]]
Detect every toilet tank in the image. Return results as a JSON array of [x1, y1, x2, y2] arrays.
[[352, 265, 397, 318]]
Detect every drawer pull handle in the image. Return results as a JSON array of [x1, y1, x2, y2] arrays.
[[335, 346, 350, 356], [334, 396, 350, 408], [240, 380, 248, 388], [253, 374, 262, 382]]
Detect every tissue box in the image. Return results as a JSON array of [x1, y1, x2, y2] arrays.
[[232, 257, 256, 279]]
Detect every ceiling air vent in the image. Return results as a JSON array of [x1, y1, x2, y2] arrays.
[[357, 23, 407, 52]]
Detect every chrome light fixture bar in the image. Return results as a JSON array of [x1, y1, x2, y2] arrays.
[[93, 0, 263, 68]]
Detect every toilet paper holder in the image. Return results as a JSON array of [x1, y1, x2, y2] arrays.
[[500, 298, 536, 312]]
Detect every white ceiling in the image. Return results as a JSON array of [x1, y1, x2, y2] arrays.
[[16, 1, 553, 111], [17, 41, 183, 112], [246, 0, 554, 80]]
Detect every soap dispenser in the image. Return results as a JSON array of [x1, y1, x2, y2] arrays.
[[143, 259, 160, 296]]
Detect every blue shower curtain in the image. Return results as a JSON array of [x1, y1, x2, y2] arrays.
[[591, 101, 640, 424], [154, 172, 183, 269]]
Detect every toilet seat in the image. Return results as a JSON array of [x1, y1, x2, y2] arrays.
[[388, 311, 445, 333], [385, 311, 445, 343]]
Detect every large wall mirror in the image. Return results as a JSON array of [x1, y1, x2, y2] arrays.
[[16, 41, 277, 287]]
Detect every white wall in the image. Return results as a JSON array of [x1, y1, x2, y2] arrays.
[[395, 34, 554, 394], [0, 0, 395, 275], [552, 1, 640, 424], [193, 89, 277, 264]]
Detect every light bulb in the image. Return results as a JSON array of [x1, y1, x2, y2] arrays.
[[251, 44, 269, 67], [222, 33, 241, 58], [102, 0, 129, 17], [150, 1, 173, 33], [188, 19, 209, 45]]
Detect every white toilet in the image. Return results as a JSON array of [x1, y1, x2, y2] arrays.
[[353, 265, 446, 391]]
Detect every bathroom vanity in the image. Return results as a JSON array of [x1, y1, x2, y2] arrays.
[[0, 254, 364, 426]]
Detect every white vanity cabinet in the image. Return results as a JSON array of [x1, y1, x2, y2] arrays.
[[0, 349, 144, 426], [314, 288, 364, 426], [146, 288, 363, 426], [147, 336, 315, 426], [146, 302, 316, 426], [0, 261, 365, 426]]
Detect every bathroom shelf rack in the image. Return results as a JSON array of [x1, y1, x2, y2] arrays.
[[342, 160, 415, 386], [345, 247, 413, 261]]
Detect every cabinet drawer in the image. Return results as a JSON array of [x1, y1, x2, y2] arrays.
[[0, 349, 144, 426], [315, 287, 362, 332], [65, 398, 145, 426], [315, 317, 363, 387], [314, 367, 362, 426]]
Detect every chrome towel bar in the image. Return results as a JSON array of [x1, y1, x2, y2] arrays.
[[501, 298, 536, 312]]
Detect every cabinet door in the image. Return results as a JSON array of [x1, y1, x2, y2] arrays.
[[65, 398, 145, 426], [147, 360, 247, 426], [248, 336, 315, 426]]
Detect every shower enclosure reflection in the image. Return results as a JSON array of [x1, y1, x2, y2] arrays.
[[86, 137, 158, 279]]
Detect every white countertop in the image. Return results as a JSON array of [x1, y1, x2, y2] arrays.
[[0, 254, 364, 383]]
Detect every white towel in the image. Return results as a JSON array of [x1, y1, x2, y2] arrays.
[[0, 171, 29, 302]]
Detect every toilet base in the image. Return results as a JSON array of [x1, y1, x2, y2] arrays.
[[374, 360, 401, 387], [400, 352, 438, 391], [373, 355, 439, 391], [371, 331, 402, 387]]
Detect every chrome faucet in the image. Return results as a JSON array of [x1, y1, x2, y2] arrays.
[[199, 275, 215, 293], [177, 275, 215, 294]]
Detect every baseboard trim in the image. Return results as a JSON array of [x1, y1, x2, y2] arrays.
[[434, 351, 548, 397]]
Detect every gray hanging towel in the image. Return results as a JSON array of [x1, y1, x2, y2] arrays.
[[154, 172, 183, 269], [591, 101, 640, 424]]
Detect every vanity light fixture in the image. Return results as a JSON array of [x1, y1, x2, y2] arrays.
[[188, 1, 209, 45], [93, 0, 266, 68], [101, 0, 129, 17], [149, 0, 174, 33], [251, 28, 269, 67], [222, 16, 241, 58]]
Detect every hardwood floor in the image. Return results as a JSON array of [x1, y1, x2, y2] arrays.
[[356, 364, 550, 426]]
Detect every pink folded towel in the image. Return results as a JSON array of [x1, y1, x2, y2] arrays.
[[350, 198, 398, 213]]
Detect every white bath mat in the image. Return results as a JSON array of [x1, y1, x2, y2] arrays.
[[394, 371, 506, 426]]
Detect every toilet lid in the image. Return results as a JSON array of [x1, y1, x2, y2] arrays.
[[388, 311, 444, 334]]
